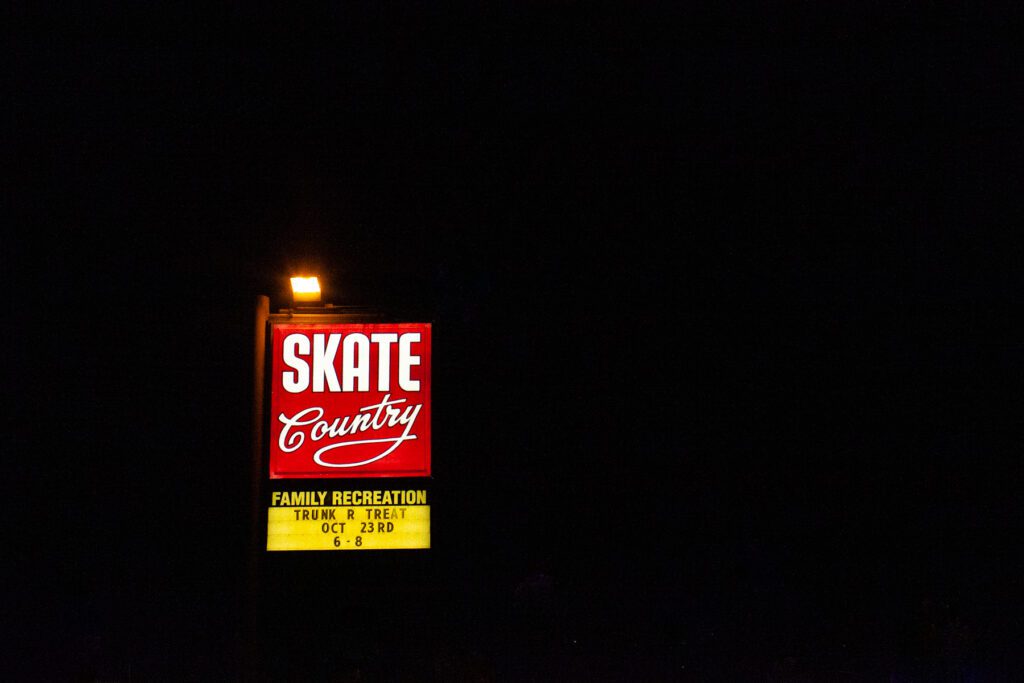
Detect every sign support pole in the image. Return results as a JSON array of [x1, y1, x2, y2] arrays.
[[248, 295, 270, 678]]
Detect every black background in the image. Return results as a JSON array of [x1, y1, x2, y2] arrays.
[[5, 3, 1021, 680]]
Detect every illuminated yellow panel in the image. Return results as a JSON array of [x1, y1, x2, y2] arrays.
[[267, 506, 430, 551]]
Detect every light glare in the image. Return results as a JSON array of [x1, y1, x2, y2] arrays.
[[290, 276, 321, 303]]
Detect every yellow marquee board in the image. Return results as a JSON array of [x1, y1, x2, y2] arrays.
[[266, 489, 430, 551]]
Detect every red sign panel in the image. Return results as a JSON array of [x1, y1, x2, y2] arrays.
[[269, 323, 431, 478]]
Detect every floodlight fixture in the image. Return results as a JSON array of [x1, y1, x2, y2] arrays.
[[290, 276, 321, 305]]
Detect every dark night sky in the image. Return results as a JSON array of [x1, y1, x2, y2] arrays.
[[5, 3, 1021, 680]]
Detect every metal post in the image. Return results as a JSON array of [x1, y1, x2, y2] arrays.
[[247, 295, 270, 680]]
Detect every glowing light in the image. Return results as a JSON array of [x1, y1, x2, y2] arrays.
[[290, 276, 321, 304]]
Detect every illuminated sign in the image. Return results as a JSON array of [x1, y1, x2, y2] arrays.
[[269, 323, 432, 479], [266, 489, 430, 551]]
